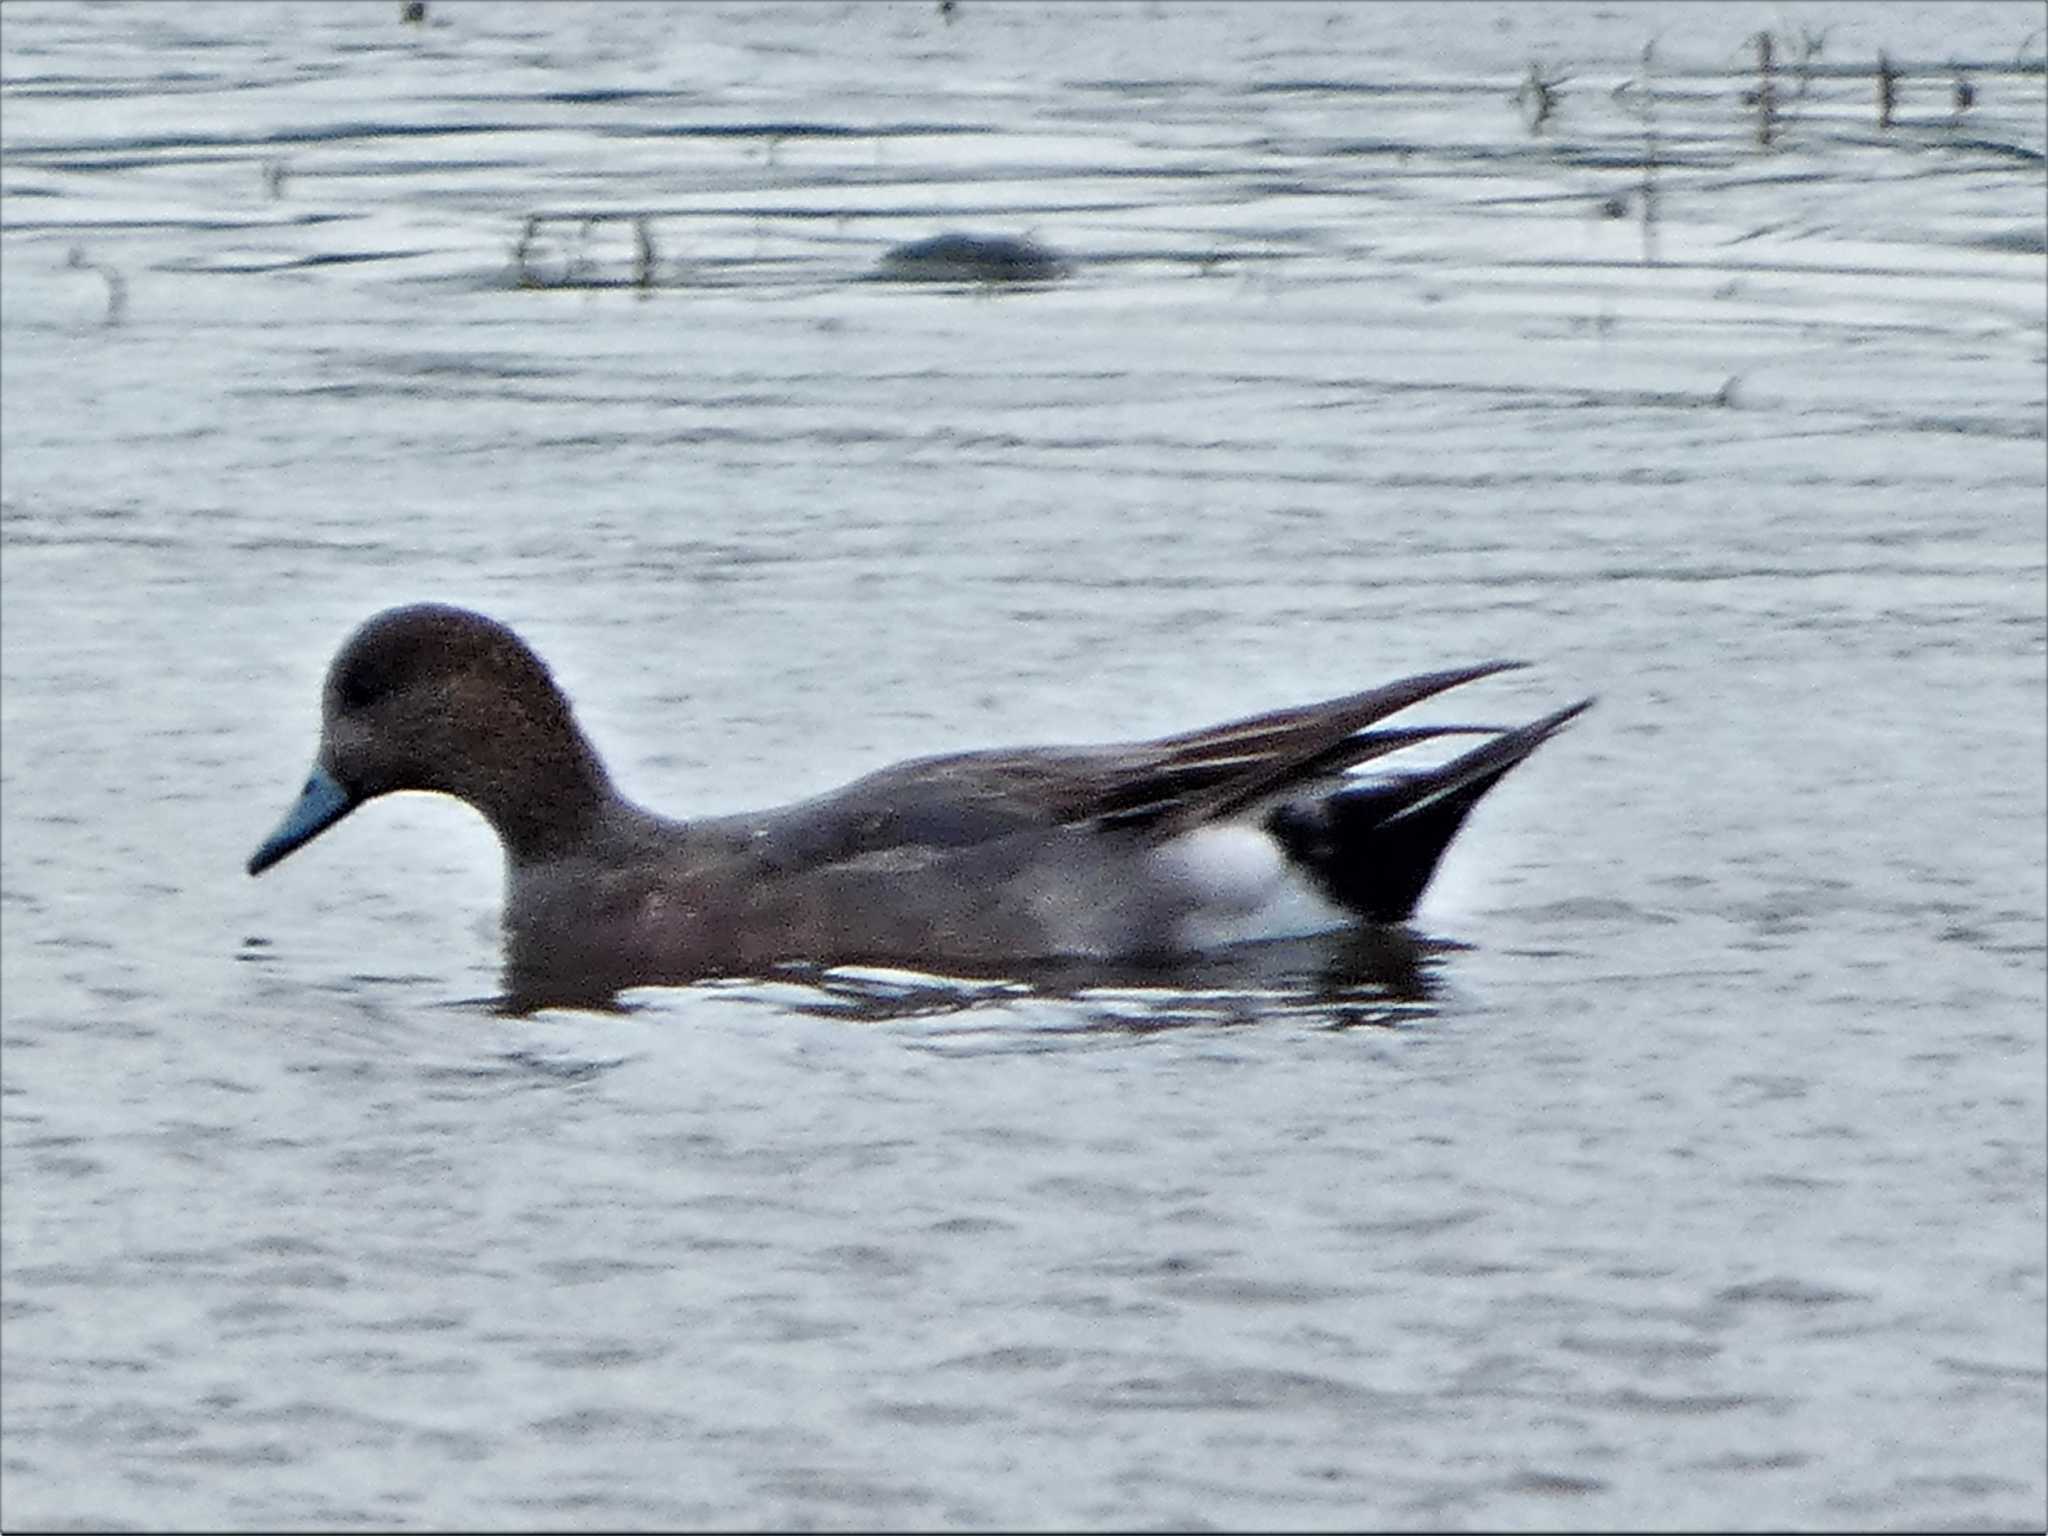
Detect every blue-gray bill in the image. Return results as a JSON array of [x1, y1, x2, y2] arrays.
[[247, 763, 354, 876]]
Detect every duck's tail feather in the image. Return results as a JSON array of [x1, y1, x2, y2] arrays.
[[1264, 698, 1593, 923]]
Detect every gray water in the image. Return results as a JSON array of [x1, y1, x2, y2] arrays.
[[3, 1, 2044, 1529]]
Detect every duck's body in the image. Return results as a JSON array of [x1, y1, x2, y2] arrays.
[[249, 605, 1589, 1001]]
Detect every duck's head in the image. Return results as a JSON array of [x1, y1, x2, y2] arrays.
[[247, 604, 612, 875]]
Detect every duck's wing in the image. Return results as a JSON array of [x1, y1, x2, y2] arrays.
[[1094, 659, 1530, 834], [738, 660, 1528, 869]]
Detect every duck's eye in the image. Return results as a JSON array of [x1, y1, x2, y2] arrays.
[[336, 666, 384, 712]]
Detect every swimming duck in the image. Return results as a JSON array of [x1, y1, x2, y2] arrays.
[[249, 604, 1589, 1002]]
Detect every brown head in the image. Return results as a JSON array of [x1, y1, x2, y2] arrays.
[[247, 604, 616, 875]]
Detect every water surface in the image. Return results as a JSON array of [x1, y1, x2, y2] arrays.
[[3, 1, 2044, 1529]]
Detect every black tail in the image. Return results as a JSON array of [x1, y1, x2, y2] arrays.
[[1265, 699, 1592, 923]]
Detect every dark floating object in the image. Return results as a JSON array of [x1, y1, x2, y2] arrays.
[[633, 216, 657, 289], [1515, 61, 1564, 133], [509, 213, 666, 291], [65, 245, 126, 325], [401, 1, 426, 24], [1747, 29, 1779, 146], [874, 232, 1068, 285], [1877, 50, 1899, 129], [1794, 25, 1829, 98]]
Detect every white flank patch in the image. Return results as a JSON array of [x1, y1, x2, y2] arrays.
[[1152, 823, 1350, 949]]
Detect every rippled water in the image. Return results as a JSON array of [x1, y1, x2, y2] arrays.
[[3, 1, 2044, 1529]]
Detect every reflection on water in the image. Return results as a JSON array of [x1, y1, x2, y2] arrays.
[[696, 924, 1447, 1032], [489, 924, 1446, 1023]]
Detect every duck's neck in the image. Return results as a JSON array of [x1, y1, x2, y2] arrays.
[[494, 731, 620, 866], [440, 690, 624, 868]]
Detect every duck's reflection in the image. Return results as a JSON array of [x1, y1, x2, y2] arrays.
[[496, 924, 1453, 1029]]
